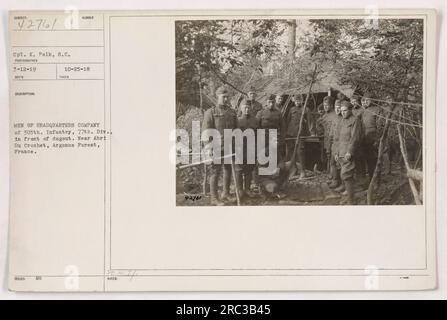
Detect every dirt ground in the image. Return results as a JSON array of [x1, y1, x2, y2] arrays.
[[176, 162, 417, 206]]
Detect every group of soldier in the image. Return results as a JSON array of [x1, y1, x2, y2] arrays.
[[202, 85, 389, 206]]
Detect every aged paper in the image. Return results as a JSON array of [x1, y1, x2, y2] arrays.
[[8, 9, 437, 291]]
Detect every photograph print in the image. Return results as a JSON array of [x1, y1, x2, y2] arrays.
[[175, 17, 424, 206]]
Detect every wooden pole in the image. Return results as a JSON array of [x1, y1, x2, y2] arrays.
[[287, 64, 318, 178], [231, 160, 241, 206], [397, 113, 422, 205], [198, 67, 207, 195], [292, 64, 318, 158]]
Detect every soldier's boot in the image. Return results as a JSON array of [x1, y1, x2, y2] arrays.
[[243, 172, 255, 198], [298, 150, 307, 179], [234, 172, 246, 200], [221, 167, 235, 203], [334, 183, 345, 193], [328, 164, 337, 186], [344, 178, 355, 205], [329, 169, 341, 189], [209, 175, 224, 206]]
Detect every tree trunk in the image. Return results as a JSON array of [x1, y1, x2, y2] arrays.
[[287, 20, 297, 59], [397, 116, 422, 205]]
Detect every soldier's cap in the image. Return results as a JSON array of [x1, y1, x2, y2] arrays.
[[216, 86, 229, 96], [323, 95, 335, 105], [267, 94, 276, 101], [340, 100, 353, 109], [334, 99, 342, 106]]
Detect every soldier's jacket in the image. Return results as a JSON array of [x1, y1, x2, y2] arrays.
[[330, 114, 343, 155], [256, 107, 286, 144], [358, 105, 382, 142], [351, 107, 365, 142], [284, 105, 308, 137], [315, 115, 325, 136], [352, 106, 363, 118], [237, 100, 263, 118], [236, 115, 258, 164], [336, 114, 362, 157], [202, 104, 237, 144], [320, 111, 339, 151], [238, 114, 258, 131]]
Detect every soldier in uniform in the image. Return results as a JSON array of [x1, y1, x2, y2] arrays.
[[284, 94, 308, 178], [315, 104, 326, 136], [256, 95, 287, 197], [337, 92, 347, 102], [328, 99, 343, 189], [359, 92, 382, 182], [275, 93, 285, 112], [350, 94, 362, 118], [334, 101, 362, 204], [320, 96, 338, 173], [237, 86, 263, 118], [202, 86, 238, 206], [350, 94, 366, 186], [235, 100, 258, 200], [256, 94, 286, 156]]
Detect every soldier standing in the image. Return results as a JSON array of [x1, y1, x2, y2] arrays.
[[247, 86, 263, 117], [202, 86, 237, 206], [320, 96, 338, 173], [275, 94, 285, 112], [350, 94, 366, 186], [359, 92, 382, 182], [257, 94, 285, 156], [328, 99, 343, 189], [237, 86, 263, 118], [334, 101, 362, 204], [256, 95, 287, 197], [235, 100, 258, 200], [351, 94, 362, 118], [284, 94, 308, 178]]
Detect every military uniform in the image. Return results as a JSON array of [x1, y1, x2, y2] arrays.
[[337, 114, 361, 179], [320, 110, 339, 171], [329, 113, 343, 188], [256, 106, 285, 157], [202, 103, 237, 203], [352, 106, 363, 118], [237, 99, 263, 118], [234, 114, 258, 198], [351, 107, 366, 180], [335, 110, 362, 204], [358, 105, 382, 180], [256, 105, 286, 189]]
